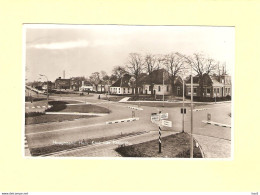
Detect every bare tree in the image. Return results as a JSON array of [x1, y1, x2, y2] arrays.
[[89, 72, 101, 92], [99, 71, 109, 92], [184, 53, 219, 97], [144, 54, 158, 95], [164, 52, 185, 95], [112, 66, 128, 80], [127, 53, 144, 95]]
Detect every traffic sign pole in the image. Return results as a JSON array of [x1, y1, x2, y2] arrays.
[[159, 111, 162, 153], [159, 126, 162, 153]]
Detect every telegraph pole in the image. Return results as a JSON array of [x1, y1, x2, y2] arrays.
[[163, 71, 165, 107], [182, 76, 185, 133], [190, 66, 194, 158]]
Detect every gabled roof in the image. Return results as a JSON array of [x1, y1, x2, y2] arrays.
[[210, 76, 224, 87], [185, 75, 200, 84], [111, 74, 132, 87], [185, 74, 225, 87], [142, 69, 171, 85]]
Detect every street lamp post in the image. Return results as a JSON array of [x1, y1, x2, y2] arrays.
[[39, 74, 49, 105]]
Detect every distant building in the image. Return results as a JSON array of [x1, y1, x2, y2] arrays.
[[79, 81, 94, 92], [110, 74, 145, 95], [55, 77, 71, 90], [185, 73, 232, 98], [42, 81, 55, 91], [141, 69, 172, 95], [70, 78, 83, 91]]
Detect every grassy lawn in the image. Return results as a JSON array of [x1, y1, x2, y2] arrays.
[[59, 104, 110, 113], [25, 101, 110, 125], [101, 96, 126, 102], [123, 102, 207, 108], [47, 101, 110, 113], [115, 132, 202, 158], [30, 131, 145, 156], [25, 115, 93, 125]]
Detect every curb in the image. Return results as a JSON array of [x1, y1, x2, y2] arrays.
[[190, 108, 209, 112], [202, 120, 231, 128], [193, 136, 205, 158], [24, 136, 31, 156], [26, 105, 52, 110], [127, 106, 143, 110], [106, 117, 139, 125]]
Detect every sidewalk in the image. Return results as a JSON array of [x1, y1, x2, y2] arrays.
[[193, 134, 231, 158]]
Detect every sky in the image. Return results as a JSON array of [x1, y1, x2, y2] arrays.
[[25, 24, 235, 82]]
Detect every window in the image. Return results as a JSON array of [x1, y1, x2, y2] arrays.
[[217, 88, 219, 93], [167, 86, 169, 92], [128, 88, 130, 93], [149, 86, 152, 91], [207, 88, 210, 94], [193, 88, 197, 93], [187, 87, 191, 95], [158, 86, 161, 92]]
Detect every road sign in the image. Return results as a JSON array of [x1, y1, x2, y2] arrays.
[[162, 120, 172, 127], [181, 108, 186, 114], [160, 113, 168, 119], [151, 113, 160, 122]]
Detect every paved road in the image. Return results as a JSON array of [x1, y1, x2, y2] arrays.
[[25, 93, 232, 157]]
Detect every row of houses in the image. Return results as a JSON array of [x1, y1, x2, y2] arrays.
[[110, 69, 232, 98], [30, 69, 231, 98]]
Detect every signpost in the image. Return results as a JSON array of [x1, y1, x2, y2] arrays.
[[150, 112, 172, 153], [162, 120, 172, 127], [160, 113, 168, 120]]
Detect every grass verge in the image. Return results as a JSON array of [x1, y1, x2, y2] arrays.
[[25, 115, 93, 125], [115, 132, 202, 158], [30, 132, 145, 156]]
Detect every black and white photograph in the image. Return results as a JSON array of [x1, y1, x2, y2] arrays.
[[24, 24, 234, 158]]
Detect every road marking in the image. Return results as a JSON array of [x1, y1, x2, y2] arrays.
[[202, 120, 231, 128], [106, 117, 139, 125], [26, 123, 105, 136], [127, 106, 143, 110], [190, 108, 209, 112]]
